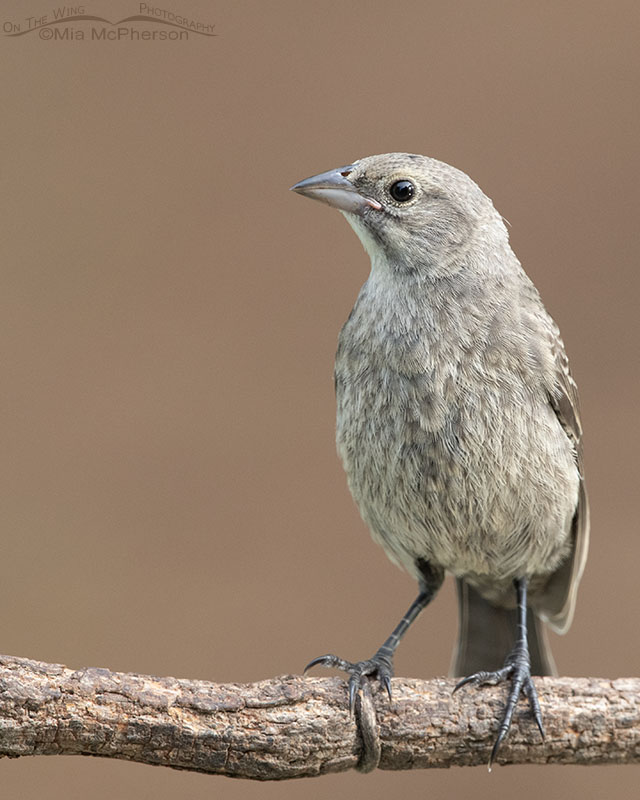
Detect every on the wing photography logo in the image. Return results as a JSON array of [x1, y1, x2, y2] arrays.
[[3, 4, 216, 41]]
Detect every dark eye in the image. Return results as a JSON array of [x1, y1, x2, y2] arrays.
[[389, 180, 415, 202]]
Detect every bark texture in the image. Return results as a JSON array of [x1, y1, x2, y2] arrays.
[[0, 655, 638, 779]]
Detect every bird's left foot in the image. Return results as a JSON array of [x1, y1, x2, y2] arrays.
[[304, 650, 393, 714], [454, 644, 544, 766]]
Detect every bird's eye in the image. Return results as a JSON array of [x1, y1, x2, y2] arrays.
[[389, 180, 415, 202]]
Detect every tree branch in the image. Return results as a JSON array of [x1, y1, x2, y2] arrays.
[[0, 654, 637, 778]]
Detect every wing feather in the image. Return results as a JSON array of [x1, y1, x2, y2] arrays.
[[538, 323, 589, 633]]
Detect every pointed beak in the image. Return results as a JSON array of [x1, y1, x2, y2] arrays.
[[290, 165, 381, 214]]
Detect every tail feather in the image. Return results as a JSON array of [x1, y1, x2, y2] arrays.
[[451, 579, 557, 677]]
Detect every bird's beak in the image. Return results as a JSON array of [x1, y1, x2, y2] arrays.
[[290, 166, 381, 214]]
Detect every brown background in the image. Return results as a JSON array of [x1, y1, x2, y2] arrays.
[[1, 0, 639, 797]]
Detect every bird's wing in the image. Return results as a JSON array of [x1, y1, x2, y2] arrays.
[[538, 323, 590, 633]]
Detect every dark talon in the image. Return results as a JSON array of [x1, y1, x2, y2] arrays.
[[453, 673, 476, 692], [524, 678, 545, 739], [303, 656, 326, 674], [348, 675, 359, 714], [490, 730, 506, 768]]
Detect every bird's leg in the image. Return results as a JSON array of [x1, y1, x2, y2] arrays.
[[305, 590, 429, 710], [454, 577, 544, 766], [305, 560, 443, 712]]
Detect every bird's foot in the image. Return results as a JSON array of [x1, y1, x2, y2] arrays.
[[304, 650, 393, 713], [454, 645, 544, 767]]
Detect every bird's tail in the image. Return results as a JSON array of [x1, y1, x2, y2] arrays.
[[451, 578, 557, 677]]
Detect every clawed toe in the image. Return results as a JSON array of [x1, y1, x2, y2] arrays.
[[453, 666, 511, 692], [304, 654, 353, 674]]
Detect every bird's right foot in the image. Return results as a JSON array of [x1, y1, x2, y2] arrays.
[[453, 640, 544, 766], [304, 651, 394, 713]]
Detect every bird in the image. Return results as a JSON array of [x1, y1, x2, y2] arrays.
[[290, 153, 589, 764]]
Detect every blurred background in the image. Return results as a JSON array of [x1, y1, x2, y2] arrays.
[[1, 1, 638, 797]]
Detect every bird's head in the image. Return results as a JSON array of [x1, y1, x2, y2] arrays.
[[291, 153, 503, 277]]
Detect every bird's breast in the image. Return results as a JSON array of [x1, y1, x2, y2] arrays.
[[334, 295, 579, 583]]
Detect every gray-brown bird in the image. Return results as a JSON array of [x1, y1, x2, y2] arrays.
[[291, 153, 589, 764]]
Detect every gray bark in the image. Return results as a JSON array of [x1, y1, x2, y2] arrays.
[[0, 655, 637, 779]]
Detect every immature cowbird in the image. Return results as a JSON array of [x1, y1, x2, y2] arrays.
[[291, 153, 588, 763]]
